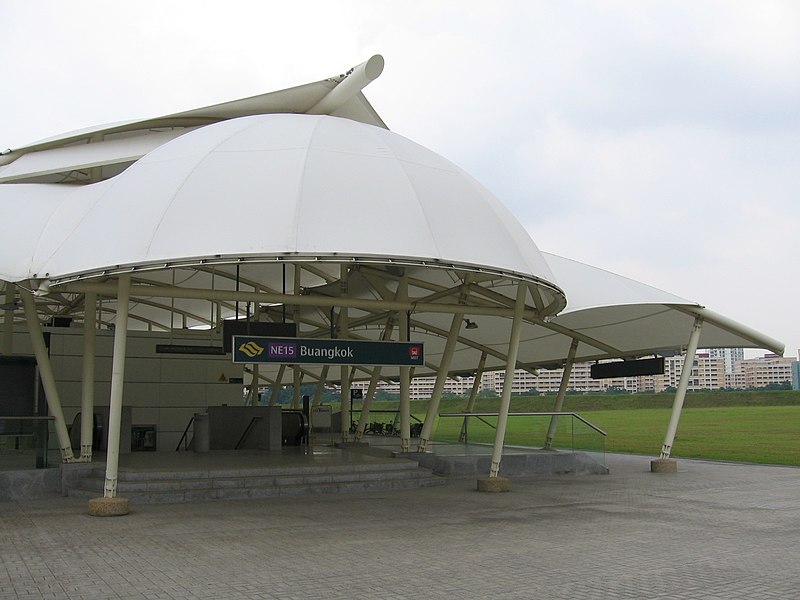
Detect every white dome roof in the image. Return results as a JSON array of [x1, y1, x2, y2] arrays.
[[12, 114, 559, 292]]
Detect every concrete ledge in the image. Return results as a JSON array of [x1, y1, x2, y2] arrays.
[[61, 462, 95, 496], [88, 497, 129, 517], [392, 451, 429, 459], [477, 476, 510, 492], [0, 468, 62, 501], [335, 441, 370, 449], [650, 458, 678, 473]]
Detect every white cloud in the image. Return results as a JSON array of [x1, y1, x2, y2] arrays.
[[1, 0, 797, 356]]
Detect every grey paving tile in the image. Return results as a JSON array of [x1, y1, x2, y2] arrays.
[[1, 454, 799, 598]]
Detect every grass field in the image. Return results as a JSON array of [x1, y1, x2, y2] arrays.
[[581, 406, 800, 465], [360, 391, 800, 466]]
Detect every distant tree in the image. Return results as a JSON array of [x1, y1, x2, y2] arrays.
[[759, 382, 791, 391], [604, 386, 628, 394], [477, 389, 498, 398], [258, 383, 335, 406]]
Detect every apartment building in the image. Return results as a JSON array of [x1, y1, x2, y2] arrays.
[[480, 364, 639, 395], [350, 349, 796, 399], [727, 353, 795, 389], [351, 375, 477, 401], [651, 353, 726, 392], [707, 347, 744, 374]]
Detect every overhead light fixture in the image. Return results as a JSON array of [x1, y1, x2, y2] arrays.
[[464, 318, 478, 330]]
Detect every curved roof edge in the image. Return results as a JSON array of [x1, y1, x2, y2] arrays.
[[681, 306, 785, 356], [1, 55, 387, 161], [543, 252, 784, 357], [542, 252, 694, 311]]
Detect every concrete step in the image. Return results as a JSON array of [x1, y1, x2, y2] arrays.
[[67, 461, 444, 504], [73, 465, 438, 493]]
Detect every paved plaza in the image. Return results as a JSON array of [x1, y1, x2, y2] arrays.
[[1, 453, 798, 599]]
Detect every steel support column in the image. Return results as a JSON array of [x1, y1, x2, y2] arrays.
[[249, 363, 260, 405], [104, 275, 131, 497], [2, 283, 14, 356], [417, 312, 463, 452], [339, 266, 350, 442], [459, 352, 488, 443], [80, 292, 97, 461], [340, 364, 351, 441], [313, 365, 330, 407], [660, 318, 704, 459], [544, 338, 579, 450], [269, 365, 286, 406], [247, 310, 261, 406], [489, 284, 527, 477], [291, 265, 302, 410], [292, 367, 302, 409], [354, 368, 379, 441], [417, 276, 475, 452], [398, 278, 411, 451], [354, 319, 394, 441], [20, 289, 75, 462]]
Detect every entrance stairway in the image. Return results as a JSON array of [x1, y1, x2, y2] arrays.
[[66, 459, 444, 504]]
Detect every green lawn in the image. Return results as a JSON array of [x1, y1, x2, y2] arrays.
[[427, 406, 800, 465], [362, 392, 800, 466], [582, 406, 800, 465]]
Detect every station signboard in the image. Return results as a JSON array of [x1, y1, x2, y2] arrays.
[[232, 336, 424, 366]]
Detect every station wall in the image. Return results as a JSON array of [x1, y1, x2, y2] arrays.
[[8, 327, 247, 452]]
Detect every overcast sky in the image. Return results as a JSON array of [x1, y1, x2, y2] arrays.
[[2, 1, 798, 358]]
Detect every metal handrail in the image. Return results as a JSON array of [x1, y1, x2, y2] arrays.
[[175, 416, 195, 451], [473, 416, 497, 430], [350, 408, 424, 423], [235, 416, 263, 449], [439, 411, 607, 437]]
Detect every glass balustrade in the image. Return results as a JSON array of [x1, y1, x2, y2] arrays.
[[0, 417, 57, 470], [433, 412, 606, 467]]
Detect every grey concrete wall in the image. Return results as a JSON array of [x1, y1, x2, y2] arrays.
[[207, 406, 282, 450], [8, 327, 247, 452]]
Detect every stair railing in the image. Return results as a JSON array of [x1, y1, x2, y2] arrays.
[[438, 411, 607, 465], [175, 416, 195, 451], [235, 416, 263, 449]]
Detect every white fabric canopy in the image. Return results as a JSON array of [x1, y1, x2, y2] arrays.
[[0, 56, 782, 376], [539, 253, 784, 359], [0, 130, 188, 183], [0, 114, 561, 302]]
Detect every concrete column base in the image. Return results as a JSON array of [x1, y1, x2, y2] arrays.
[[477, 476, 511, 492], [650, 458, 678, 473], [88, 497, 129, 517]]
